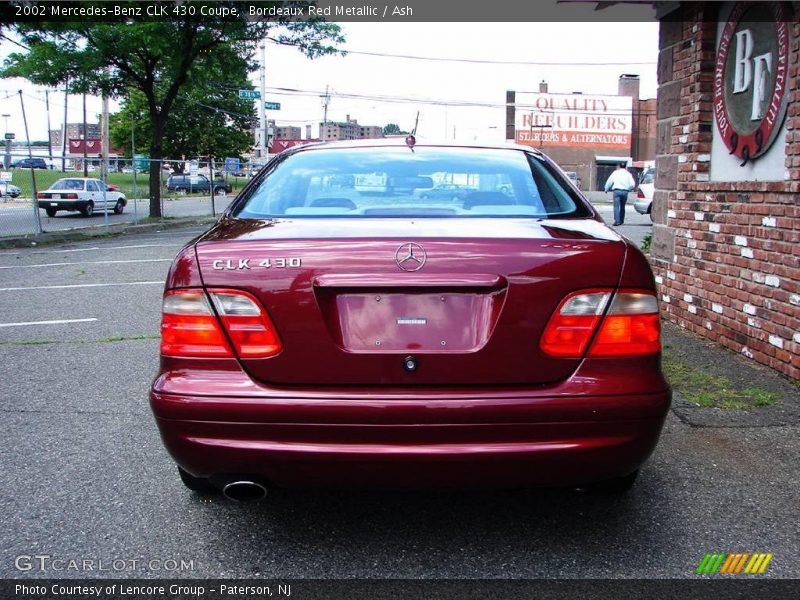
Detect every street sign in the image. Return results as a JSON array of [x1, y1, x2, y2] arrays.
[[239, 90, 261, 100], [133, 154, 149, 170], [224, 157, 240, 173], [4, 133, 14, 140], [264, 101, 281, 110], [0, 171, 11, 182], [189, 160, 199, 176]]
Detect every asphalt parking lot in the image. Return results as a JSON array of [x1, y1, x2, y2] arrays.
[[0, 225, 797, 580], [0, 194, 235, 237]]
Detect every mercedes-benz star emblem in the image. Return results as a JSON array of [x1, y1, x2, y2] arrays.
[[395, 242, 427, 272]]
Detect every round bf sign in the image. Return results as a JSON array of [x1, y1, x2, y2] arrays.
[[713, 1, 790, 164]]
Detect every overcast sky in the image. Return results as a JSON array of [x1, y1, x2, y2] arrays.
[[0, 20, 659, 146]]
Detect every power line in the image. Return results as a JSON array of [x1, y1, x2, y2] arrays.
[[196, 80, 656, 118], [267, 39, 656, 67], [262, 86, 657, 117]]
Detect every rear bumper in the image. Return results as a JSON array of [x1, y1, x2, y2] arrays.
[[38, 200, 86, 210], [150, 362, 670, 488]]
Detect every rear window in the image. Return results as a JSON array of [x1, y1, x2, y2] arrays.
[[51, 179, 85, 191], [233, 147, 590, 219], [641, 168, 655, 184]]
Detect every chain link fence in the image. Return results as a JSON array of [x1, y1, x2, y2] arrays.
[[0, 153, 258, 238]]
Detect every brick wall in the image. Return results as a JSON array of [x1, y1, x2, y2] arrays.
[[653, 5, 799, 380]]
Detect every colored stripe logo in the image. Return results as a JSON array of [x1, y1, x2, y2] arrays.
[[696, 552, 773, 574]]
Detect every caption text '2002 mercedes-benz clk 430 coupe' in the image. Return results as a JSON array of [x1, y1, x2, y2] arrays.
[[150, 139, 670, 501]]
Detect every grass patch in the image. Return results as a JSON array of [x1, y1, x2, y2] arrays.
[[0, 334, 158, 346], [7, 169, 247, 199], [640, 233, 652, 253], [135, 216, 176, 224], [662, 349, 779, 409]]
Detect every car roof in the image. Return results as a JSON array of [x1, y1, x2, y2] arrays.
[[286, 138, 544, 155]]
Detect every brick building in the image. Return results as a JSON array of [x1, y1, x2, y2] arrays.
[[267, 121, 301, 140], [320, 115, 384, 141], [49, 122, 100, 148], [505, 75, 656, 189], [652, 1, 798, 379]]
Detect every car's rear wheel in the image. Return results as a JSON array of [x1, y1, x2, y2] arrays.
[[578, 470, 639, 495], [214, 187, 227, 196], [45, 208, 57, 218], [177, 466, 216, 493], [113, 200, 124, 215], [81, 201, 94, 217]]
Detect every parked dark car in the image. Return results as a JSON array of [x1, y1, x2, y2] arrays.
[[166, 174, 231, 195], [12, 157, 48, 169], [419, 183, 474, 200], [151, 140, 670, 501]]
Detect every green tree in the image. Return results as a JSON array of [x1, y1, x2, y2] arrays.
[[2, 4, 343, 217], [383, 123, 408, 135], [110, 74, 256, 167]]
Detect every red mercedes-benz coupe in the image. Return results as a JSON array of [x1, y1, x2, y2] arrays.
[[150, 140, 670, 500]]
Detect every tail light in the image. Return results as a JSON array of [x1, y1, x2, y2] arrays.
[[588, 291, 660, 356], [541, 289, 660, 358], [161, 289, 281, 358], [637, 189, 645, 199], [38, 193, 77, 199]]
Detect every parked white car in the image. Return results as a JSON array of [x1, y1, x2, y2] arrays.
[[563, 171, 582, 189], [0, 182, 22, 198], [634, 167, 655, 217], [37, 178, 127, 217]]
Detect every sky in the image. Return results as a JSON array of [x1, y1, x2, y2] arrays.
[[0, 20, 659, 147]]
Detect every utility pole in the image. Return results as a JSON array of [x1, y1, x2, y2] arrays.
[[101, 92, 109, 181], [259, 41, 267, 158], [322, 84, 330, 125], [82, 92, 88, 177], [2, 113, 10, 169], [131, 106, 138, 223], [19, 91, 42, 233], [45, 90, 53, 164], [61, 82, 68, 171], [101, 91, 109, 225]]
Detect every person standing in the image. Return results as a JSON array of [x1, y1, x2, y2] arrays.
[[604, 162, 636, 226]]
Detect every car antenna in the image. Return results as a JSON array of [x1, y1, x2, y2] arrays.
[[405, 111, 420, 152]]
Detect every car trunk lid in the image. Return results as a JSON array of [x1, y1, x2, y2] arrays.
[[195, 217, 625, 386]]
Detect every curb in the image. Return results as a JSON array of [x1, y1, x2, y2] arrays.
[[0, 216, 218, 249]]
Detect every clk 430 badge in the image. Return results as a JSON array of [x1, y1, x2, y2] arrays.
[[212, 258, 302, 270]]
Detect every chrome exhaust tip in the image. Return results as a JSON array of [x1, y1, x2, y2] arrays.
[[222, 480, 268, 502]]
